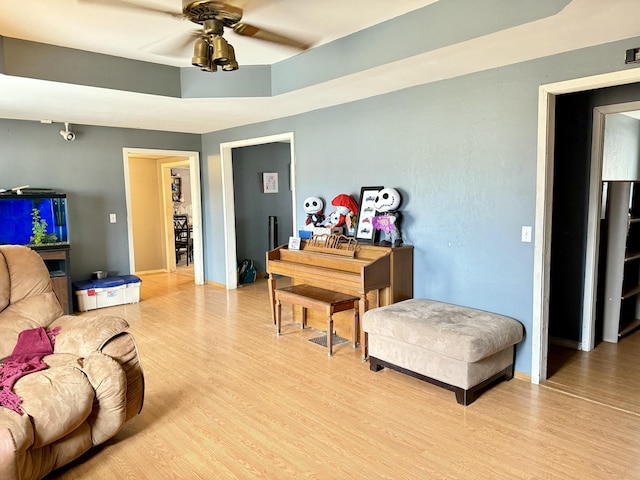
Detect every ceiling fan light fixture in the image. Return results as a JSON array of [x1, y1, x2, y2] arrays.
[[205, 60, 218, 72], [191, 37, 209, 68], [212, 35, 230, 65], [222, 44, 238, 71], [78, 0, 312, 73], [202, 18, 224, 37]]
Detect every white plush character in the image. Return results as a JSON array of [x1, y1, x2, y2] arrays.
[[303, 196, 325, 228], [372, 187, 403, 246]]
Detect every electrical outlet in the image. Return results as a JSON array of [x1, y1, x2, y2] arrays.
[[109, 214, 117, 224], [521, 226, 532, 243]]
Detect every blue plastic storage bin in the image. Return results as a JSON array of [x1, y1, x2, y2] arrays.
[[73, 275, 141, 312]]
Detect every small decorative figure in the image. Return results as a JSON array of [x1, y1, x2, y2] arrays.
[[372, 187, 403, 246], [326, 194, 359, 236], [303, 196, 325, 228]]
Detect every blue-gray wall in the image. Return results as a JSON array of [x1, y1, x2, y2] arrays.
[[201, 38, 640, 375], [0, 119, 201, 279]]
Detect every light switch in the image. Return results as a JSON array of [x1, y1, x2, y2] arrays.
[[110, 214, 117, 224], [521, 226, 532, 242]]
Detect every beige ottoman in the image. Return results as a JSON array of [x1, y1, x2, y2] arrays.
[[363, 298, 524, 405]]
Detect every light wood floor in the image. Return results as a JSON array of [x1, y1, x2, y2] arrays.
[[47, 274, 640, 479], [545, 332, 640, 416]]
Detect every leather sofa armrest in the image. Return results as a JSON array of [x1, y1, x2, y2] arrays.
[[49, 315, 129, 358]]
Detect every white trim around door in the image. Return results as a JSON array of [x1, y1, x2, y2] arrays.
[[123, 147, 204, 285], [220, 132, 297, 290], [533, 68, 640, 384]]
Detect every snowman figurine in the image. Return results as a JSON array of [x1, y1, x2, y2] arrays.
[[372, 187, 402, 246]]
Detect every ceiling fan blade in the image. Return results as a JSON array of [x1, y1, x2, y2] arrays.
[[144, 30, 201, 58], [79, 0, 185, 20], [232, 23, 311, 50]]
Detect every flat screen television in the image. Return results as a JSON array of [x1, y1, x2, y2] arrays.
[[0, 193, 69, 247]]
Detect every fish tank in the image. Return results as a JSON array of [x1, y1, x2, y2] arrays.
[[0, 192, 69, 247]]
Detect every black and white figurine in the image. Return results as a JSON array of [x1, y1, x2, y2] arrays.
[[303, 196, 325, 227], [372, 187, 402, 246]]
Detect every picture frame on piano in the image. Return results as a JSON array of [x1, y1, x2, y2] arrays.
[[355, 186, 383, 243], [288, 236, 301, 250]]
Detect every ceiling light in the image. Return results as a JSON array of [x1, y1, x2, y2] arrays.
[[222, 45, 239, 71], [191, 29, 240, 73], [212, 36, 230, 66], [191, 38, 209, 69], [201, 60, 218, 73]]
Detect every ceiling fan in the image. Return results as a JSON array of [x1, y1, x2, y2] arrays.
[[80, 0, 312, 72]]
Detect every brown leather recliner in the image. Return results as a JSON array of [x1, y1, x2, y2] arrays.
[[0, 245, 144, 480]]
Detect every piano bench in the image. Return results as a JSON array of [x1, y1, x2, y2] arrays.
[[274, 284, 360, 356], [363, 299, 524, 405]]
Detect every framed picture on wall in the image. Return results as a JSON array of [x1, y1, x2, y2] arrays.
[[263, 172, 279, 193], [355, 186, 382, 243], [171, 177, 182, 202]]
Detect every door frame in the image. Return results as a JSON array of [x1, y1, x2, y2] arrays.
[[582, 100, 640, 350], [123, 147, 204, 285], [220, 132, 297, 290], [532, 68, 640, 384], [161, 160, 190, 272]]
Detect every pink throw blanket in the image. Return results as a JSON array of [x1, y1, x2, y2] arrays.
[[0, 327, 60, 414]]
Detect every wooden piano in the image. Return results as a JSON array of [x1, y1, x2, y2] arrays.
[[266, 236, 413, 355]]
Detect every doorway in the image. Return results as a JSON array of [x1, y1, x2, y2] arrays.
[[583, 103, 640, 347], [123, 148, 204, 285], [542, 100, 640, 413], [166, 162, 194, 275], [232, 143, 294, 278], [220, 133, 297, 290], [533, 69, 640, 384]]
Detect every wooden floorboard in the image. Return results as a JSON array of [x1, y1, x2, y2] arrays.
[[545, 330, 640, 416], [47, 274, 640, 479]]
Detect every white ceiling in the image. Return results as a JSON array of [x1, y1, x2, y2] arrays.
[[0, 0, 441, 67], [1, 0, 640, 134]]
